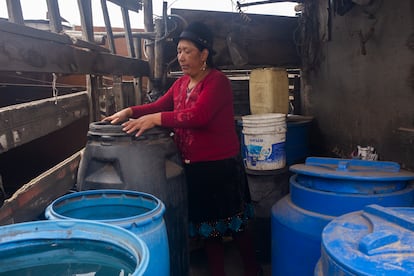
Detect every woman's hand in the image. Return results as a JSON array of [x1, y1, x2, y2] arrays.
[[102, 108, 133, 124], [122, 113, 161, 137]]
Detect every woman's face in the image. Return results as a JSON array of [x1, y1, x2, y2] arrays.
[[177, 39, 208, 77]]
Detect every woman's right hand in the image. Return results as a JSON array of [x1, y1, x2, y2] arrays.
[[102, 107, 133, 124]]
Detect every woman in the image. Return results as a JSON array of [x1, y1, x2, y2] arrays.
[[103, 21, 261, 276]]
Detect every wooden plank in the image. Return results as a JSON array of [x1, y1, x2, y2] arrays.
[[122, 81, 139, 106], [143, 0, 155, 80], [87, 75, 102, 122], [237, 0, 299, 8], [121, 6, 136, 58], [154, 2, 168, 81], [0, 91, 89, 154], [0, 20, 72, 44], [101, 0, 117, 54], [46, 0, 63, 33], [6, 0, 24, 25], [108, 0, 143, 12], [70, 37, 111, 53], [154, 18, 164, 81], [0, 151, 82, 226], [0, 28, 150, 75], [64, 30, 107, 45], [0, 22, 109, 62], [77, 0, 101, 123], [77, 0, 94, 42], [133, 37, 143, 105]]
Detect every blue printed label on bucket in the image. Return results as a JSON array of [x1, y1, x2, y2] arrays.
[[244, 141, 286, 170]]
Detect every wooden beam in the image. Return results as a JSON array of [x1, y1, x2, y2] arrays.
[[46, 0, 63, 33], [108, 0, 143, 12], [237, 0, 302, 8], [0, 151, 82, 225], [101, 0, 117, 54], [77, 0, 94, 42], [112, 75, 124, 111], [0, 20, 71, 44], [0, 27, 150, 76], [121, 6, 136, 58], [87, 75, 102, 122], [70, 37, 111, 53], [143, 0, 155, 82], [6, 0, 24, 25], [154, 18, 164, 81], [77, 0, 101, 124], [0, 92, 89, 154], [133, 37, 143, 105]]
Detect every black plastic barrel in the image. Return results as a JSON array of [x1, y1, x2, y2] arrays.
[[76, 122, 188, 276]]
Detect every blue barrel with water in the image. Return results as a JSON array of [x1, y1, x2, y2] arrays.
[[271, 157, 414, 276], [315, 204, 414, 275], [0, 220, 149, 275], [45, 189, 169, 276]]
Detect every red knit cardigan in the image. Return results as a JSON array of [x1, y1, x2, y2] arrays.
[[131, 69, 239, 163]]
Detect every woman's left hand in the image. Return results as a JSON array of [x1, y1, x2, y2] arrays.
[[122, 113, 161, 137]]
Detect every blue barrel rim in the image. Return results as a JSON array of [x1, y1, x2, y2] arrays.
[[289, 174, 414, 216], [45, 189, 166, 226], [290, 174, 414, 195], [0, 219, 149, 276]]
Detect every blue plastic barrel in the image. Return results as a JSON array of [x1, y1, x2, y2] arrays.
[[315, 204, 414, 275], [0, 220, 149, 275], [45, 189, 169, 276], [285, 115, 313, 165], [271, 157, 414, 276]]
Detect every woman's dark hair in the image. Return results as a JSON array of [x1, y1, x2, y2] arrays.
[[193, 42, 215, 68]]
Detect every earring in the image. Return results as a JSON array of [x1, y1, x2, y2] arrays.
[[201, 61, 207, 71]]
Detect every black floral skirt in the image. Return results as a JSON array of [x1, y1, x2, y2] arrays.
[[184, 156, 253, 238]]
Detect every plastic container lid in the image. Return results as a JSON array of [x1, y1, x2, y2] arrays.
[[87, 121, 171, 138], [321, 204, 414, 275], [291, 157, 414, 181], [290, 157, 414, 194]]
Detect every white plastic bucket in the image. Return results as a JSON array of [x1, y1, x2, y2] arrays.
[[242, 113, 287, 170]]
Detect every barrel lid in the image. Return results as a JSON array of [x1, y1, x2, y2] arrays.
[[88, 121, 124, 136], [290, 157, 414, 181], [321, 204, 414, 275], [88, 121, 172, 138]]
